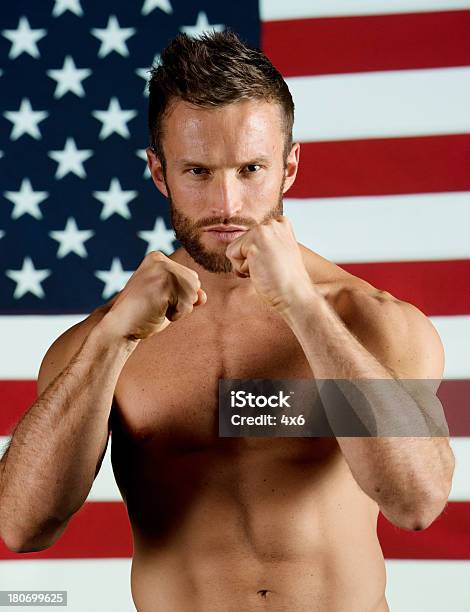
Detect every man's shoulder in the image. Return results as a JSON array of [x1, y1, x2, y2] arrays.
[[322, 273, 443, 376], [321, 280, 404, 343], [298, 242, 419, 338], [319, 265, 413, 332]]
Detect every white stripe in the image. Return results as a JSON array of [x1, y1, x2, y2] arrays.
[[0, 315, 85, 379], [287, 67, 470, 142], [2, 436, 468, 502], [284, 192, 470, 263], [90, 438, 122, 501], [0, 558, 467, 611], [431, 316, 470, 380], [261, 0, 470, 21], [0, 437, 9, 456], [448, 437, 470, 501], [0, 559, 134, 611], [0, 314, 469, 381], [385, 560, 470, 610]]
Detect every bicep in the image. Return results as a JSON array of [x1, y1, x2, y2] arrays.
[[346, 291, 448, 435], [342, 289, 444, 381]]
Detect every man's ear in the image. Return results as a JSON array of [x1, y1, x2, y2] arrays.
[[282, 142, 300, 195], [146, 147, 168, 198]]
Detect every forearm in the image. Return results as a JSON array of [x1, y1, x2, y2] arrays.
[[282, 294, 453, 526], [0, 316, 137, 549], [335, 434, 454, 529]]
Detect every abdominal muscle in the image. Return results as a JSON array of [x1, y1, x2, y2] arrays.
[[116, 440, 388, 612]]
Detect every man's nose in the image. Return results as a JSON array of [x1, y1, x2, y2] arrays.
[[209, 173, 243, 217]]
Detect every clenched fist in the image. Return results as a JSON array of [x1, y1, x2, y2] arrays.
[[100, 251, 207, 341]]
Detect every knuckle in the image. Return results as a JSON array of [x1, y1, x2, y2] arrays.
[[182, 267, 199, 283], [178, 300, 193, 315], [187, 269, 200, 285], [148, 250, 165, 262]]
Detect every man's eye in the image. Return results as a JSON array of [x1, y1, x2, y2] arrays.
[[188, 166, 261, 176], [244, 165, 261, 173]]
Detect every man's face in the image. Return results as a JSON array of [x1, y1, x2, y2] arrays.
[[148, 98, 299, 273]]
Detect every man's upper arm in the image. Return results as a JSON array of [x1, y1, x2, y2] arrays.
[[339, 287, 450, 437], [338, 287, 444, 380]]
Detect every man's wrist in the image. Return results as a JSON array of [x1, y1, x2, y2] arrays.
[[278, 285, 328, 329], [89, 312, 141, 354]]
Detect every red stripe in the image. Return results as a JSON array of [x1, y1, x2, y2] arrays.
[[262, 11, 470, 77], [437, 380, 470, 438], [289, 135, 470, 199], [0, 502, 132, 559], [338, 260, 470, 317], [1, 501, 468, 560], [0, 381, 37, 434], [1, 379, 470, 437], [378, 501, 470, 559]]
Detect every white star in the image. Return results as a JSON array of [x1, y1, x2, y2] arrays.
[[3, 178, 48, 220], [52, 0, 83, 17], [49, 217, 94, 258], [0, 230, 4, 240], [95, 258, 133, 299], [93, 178, 138, 220], [3, 98, 48, 141], [138, 217, 175, 254], [91, 15, 136, 58], [136, 149, 151, 178], [6, 257, 51, 299], [2, 16, 47, 60], [92, 97, 137, 140], [180, 11, 225, 38], [47, 55, 91, 98], [141, 0, 173, 16], [135, 53, 160, 96], [48, 137, 93, 179]]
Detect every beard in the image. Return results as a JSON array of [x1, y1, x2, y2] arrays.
[[167, 179, 285, 273]]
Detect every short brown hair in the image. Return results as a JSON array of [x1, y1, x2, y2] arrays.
[[147, 29, 294, 170]]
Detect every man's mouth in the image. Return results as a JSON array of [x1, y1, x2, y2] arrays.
[[204, 225, 247, 232], [205, 227, 247, 243]]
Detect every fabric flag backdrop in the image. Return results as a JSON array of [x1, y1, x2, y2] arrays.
[[1, 0, 469, 610]]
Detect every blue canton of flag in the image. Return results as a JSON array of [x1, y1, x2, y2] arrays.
[[0, 0, 260, 313]]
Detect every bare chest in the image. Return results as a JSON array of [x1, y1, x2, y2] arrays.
[[111, 303, 316, 449]]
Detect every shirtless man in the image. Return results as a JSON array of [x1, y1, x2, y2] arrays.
[[0, 31, 455, 612]]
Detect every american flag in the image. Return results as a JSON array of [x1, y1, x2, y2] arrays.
[[1, 0, 469, 610]]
